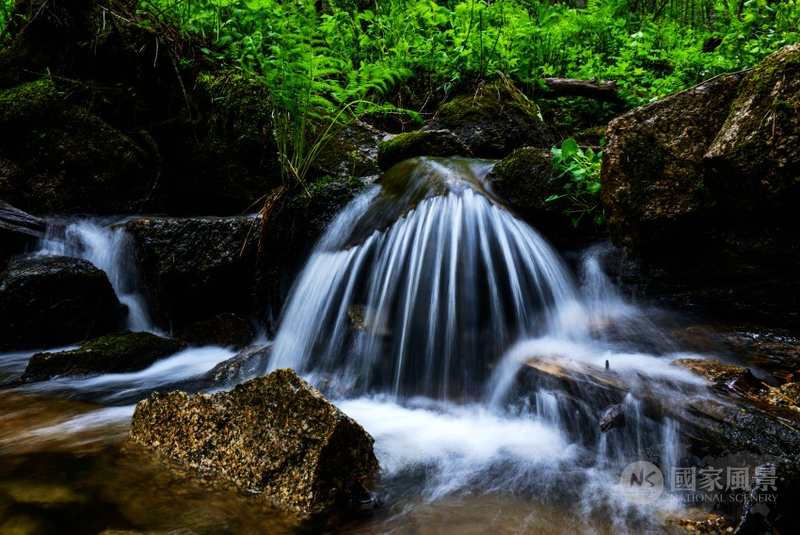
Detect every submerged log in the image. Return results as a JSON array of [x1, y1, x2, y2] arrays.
[[539, 77, 622, 103]]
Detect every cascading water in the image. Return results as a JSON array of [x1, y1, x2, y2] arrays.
[[265, 157, 708, 524], [36, 219, 154, 332], [268, 157, 583, 398]]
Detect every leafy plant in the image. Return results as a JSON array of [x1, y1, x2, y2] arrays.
[[547, 138, 604, 227]]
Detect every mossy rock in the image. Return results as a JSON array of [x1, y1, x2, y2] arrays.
[[312, 120, 384, 178], [377, 129, 471, 169], [601, 72, 746, 254], [22, 331, 187, 382], [0, 78, 62, 126], [428, 81, 554, 158]]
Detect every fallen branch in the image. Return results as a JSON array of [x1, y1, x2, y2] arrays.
[[539, 78, 622, 103]]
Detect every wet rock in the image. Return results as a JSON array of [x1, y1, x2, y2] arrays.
[[129, 369, 379, 518], [21, 331, 186, 382], [599, 403, 625, 432], [427, 81, 554, 158], [177, 313, 255, 349], [0, 256, 125, 351], [257, 176, 367, 319], [204, 344, 271, 386], [0, 200, 45, 268], [377, 129, 471, 170], [126, 216, 260, 329]]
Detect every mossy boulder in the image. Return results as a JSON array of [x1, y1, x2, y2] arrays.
[[427, 81, 554, 158], [601, 45, 800, 323], [0, 256, 125, 350], [377, 129, 471, 169], [125, 216, 260, 329], [129, 368, 379, 518], [21, 331, 187, 382]]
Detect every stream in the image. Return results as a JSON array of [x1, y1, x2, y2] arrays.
[[0, 158, 775, 533]]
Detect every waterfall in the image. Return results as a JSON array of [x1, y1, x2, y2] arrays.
[[36, 220, 155, 332], [268, 157, 583, 398]]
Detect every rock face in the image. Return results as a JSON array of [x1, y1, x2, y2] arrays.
[[21, 331, 186, 382], [602, 45, 800, 324], [377, 129, 471, 170], [0, 256, 125, 350], [313, 120, 384, 178], [126, 216, 260, 329], [427, 82, 554, 158], [129, 369, 379, 517]]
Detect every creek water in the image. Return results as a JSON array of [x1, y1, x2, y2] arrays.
[[0, 158, 730, 533]]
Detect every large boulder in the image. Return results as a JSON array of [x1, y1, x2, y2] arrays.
[[21, 331, 186, 382], [0, 256, 125, 350], [705, 44, 800, 209], [129, 369, 379, 518], [601, 45, 800, 323], [601, 72, 746, 253], [426, 81, 554, 158], [125, 216, 260, 329], [176, 313, 255, 349]]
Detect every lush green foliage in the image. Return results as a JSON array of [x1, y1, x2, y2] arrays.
[[548, 138, 604, 227], [141, 0, 800, 107], [0, 0, 14, 41]]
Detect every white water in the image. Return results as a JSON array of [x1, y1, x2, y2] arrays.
[[36, 220, 155, 332]]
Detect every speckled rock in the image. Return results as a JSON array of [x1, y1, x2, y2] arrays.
[[129, 369, 379, 518], [22, 331, 186, 382], [0, 255, 125, 350]]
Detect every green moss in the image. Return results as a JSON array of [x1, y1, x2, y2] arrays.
[[437, 81, 541, 124], [0, 78, 61, 125]]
